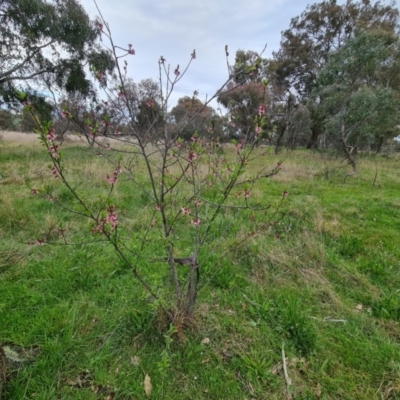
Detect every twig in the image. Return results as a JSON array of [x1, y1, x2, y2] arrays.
[[309, 316, 347, 323], [281, 342, 292, 399], [323, 317, 347, 323]]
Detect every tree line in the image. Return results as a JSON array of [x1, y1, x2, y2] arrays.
[[1, 0, 400, 170]]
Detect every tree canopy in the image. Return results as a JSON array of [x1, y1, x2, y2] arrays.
[[0, 0, 114, 108], [273, 0, 400, 99], [171, 96, 216, 139], [268, 0, 400, 151], [217, 50, 270, 138], [312, 30, 400, 170]]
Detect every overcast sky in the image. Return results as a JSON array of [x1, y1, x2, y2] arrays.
[[80, 0, 399, 107]]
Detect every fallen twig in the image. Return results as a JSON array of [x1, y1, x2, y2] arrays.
[[282, 342, 292, 399]]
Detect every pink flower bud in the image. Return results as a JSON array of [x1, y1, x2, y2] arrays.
[[181, 207, 191, 215], [47, 129, 56, 141], [191, 218, 201, 226], [52, 166, 58, 178], [258, 104, 267, 116]]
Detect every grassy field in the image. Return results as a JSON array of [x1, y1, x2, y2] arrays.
[[1, 137, 400, 399]]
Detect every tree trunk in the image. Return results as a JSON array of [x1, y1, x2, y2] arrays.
[[306, 126, 320, 149], [373, 136, 384, 154], [341, 122, 357, 175], [186, 262, 199, 319], [275, 123, 286, 154]]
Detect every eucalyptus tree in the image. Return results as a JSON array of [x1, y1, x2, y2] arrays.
[[0, 0, 114, 117], [273, 0, 399, 148], [312, 30, 400, 172]]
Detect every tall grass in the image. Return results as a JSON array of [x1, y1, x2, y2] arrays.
[[1, 141, 400, 399]]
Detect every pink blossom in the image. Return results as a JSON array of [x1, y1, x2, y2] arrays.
[[118, 91, 126, 98], [105, 205, 118, 230], [98, 23, 103, 31], [114, 129, 121, 135], [156, 204, 163, 211], [47, 129, 56, 141], [105, 167, 122, 184], [235, 143, 243, 153], [255, 126, 262, 135], [174, 65, 180, 76], [187, 151, 197, 163], [93, 205, 119, 233], [51, 166, 58, 178], [258, 104, 267, 116], [282, 191, 289, 197], [49, 145, 60, 159], [181, 207, 191, 215], [244, 190, 251, 198], [191, 218, 201, 226], [159, 56, 166, 64], [146, 100, 153, 108], [31, 189, 39, 195], [61, 110, 71, 119], [106, 175, 117, 184]]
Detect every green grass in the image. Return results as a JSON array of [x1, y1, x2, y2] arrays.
[[1, 140, 400, 399]]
